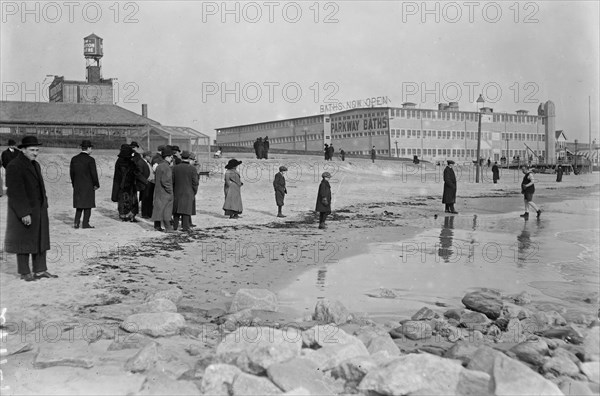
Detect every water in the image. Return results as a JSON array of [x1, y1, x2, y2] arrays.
[[278, 195, 600, 321]]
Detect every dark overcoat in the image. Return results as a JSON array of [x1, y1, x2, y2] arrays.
[[223, 169, 243, 213], [442, 166, 457, 204], [1, 148, 19, 169], [172, 162, 199, 215], [492, 164, 500, 182], [4, 151, 50, 254], [151, 162, 173, 222], [315, 179, 332, 214], [273, 172, 287, 206], [70, 152, 99, 208], [132, 153, 149, 192]]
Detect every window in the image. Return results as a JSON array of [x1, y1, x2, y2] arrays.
[[401, 129, 405, 137]]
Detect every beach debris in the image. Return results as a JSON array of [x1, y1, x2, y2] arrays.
[[229, 288, 279, 313], [542, 326, 585, 345], [462, 289, 503, 320], [313, 299, 352, 325]]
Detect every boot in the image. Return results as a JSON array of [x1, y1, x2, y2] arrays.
[[164, 223, 176, 233], [536, 209, 542, 218], [450, 205, 458, 214], [520, 212, 529, 220], [74, 221, 80, 229]]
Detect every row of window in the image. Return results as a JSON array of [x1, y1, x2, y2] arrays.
[[391, 108, 541, 124], [220, 133, 323, 147], [217, 117, 323, 135], [0, 126, 137, 136], [389, 129, 546, 142], [331, 130, 387, 138], [392, 148, 492, 158]]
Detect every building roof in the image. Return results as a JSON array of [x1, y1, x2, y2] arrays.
[[555, 130, 567, 140], [130, 125, 210, 141], [0, 101, 160, 127]]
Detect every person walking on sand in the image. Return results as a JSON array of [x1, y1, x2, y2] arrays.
[[223, 159, 243, 219], [371, 146, 376, 163], [70, 140, 99, 229], [339, 148, 345, 161], [151, 147, 175, 232], [315, 172, 332, 229], [111, 145, 142, 222], [492, 161, 500, 184], [443, 160, 458, 214], [172, 151, 199, 232], [5, 136, 57, 281], [520, 165, 541, 220], [556, 165, 563, 182], [273, 166, 287, 217]]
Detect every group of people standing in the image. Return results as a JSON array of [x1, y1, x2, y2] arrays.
[[253, 137, 270, 159]]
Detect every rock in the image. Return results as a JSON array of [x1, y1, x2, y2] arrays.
[[502, 302, 531, 319], [444, 308, 464, 321], [122, 312, 186, 338], [510, 339, 550, 367], [200, 364, 242, 395], [216, 326, 302, 374], [366, 335, 401, 356], [542, 348, 581, 377], [401, 321, 432, 340], [330, 356, 378, 388], [145, 287, 183, 304], [125, 342, 167, 373], [487, 324, 502, 339], [302, 324, 354, 348], [108, 333, 154, 351], [352, 326, 389, 347], [315, 340, 370, 371], [313, 299, 352, 325], [232, 372, 283, 395], [542, 326, 585, 344], [267, 357, 336, 394], [460, 311, 491, 332], [559, 380, 595, 395], [33, 340, 94, 369], [580, 361, 600, 383], [281, 388, 311, 396], [138, 371, 199, 395], [229, 288, 279, 313], [462, 289, 503, 320], [444, 340, 485, 366], [358, 353, 492, 395], [134, 298, 178, 314], [522, 312, 554, 334], [582, 327, 600, 361], [438, 324, 464, 342], [546, 310, 567, 326], [411, 306, 437, 320], [511, 291, 532, 305]]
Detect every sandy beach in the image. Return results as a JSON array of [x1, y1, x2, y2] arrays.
[[1, 148, 599, 394]]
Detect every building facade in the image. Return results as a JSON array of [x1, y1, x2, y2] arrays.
[[216, 100, 556, 164]]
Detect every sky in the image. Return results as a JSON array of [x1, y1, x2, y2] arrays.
[[1, 0, 599, 144]]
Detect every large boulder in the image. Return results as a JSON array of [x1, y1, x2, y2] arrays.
[[462, 289, 503, 320], [122, 312, 186, 337], [401, 321, 432, 340], [134, 298, 178, 314], [313, 299, 352, 324], [460, 311, 491, 332], [216, 326, 302, 374], [303, 340, 370, 371], [302, 324, 355, 348], [232, 372, 283, 395], [509, 339, 550, 367], [444, 340, 485, 366], [267, 357, 336, 395], [33, 340, 94, 369], [542, 348, 581, 377], [411, 306, 437, 320], [581, 361, 600, 384], [366, 335, 401, 356], [145, 287, 183, 304], [358, 353, 492, 395], [229, 289, 279, 313], [330, 356, 378, 389], [200, 364, 242, 396]]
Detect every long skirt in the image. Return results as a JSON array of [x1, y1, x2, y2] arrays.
[[118, 188, 139, 220]]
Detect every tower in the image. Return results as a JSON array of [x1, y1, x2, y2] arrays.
[[84, 33, 103, 83], [544, 100, 556, 164]]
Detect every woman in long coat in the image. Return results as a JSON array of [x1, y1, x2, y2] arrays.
[[442, 160, 458, 214], [223, 159, 243, 219], [151, 148, 175, 231], [111, 145, 139, 222], [315, 172, 332, 229]]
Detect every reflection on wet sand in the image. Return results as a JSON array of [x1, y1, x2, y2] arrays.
[[516, 221, 537, 267], [438, 216, 454, 263], [316, 267, 327, 290]]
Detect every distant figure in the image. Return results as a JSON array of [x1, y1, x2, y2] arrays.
[[315, 172, 332, 229], [214, 147, 222, 159], [253, 138, 260, 159], [257, 138, 264, 160], [324, 144, 330, 161], [151, 147, 175, 232], [443, 160, 458, 214], [327, 145, 334, 161], [172, 151, 199, 232], [487, 158, 491, 168], [1, 138, 19, 169], [69, 140, 99, 229], [556, 165, 563, 182], [492, 162, 500, 184], [223, 159, 243, 219], [273, 166, 287, 218], [413, 155, 420, 165], [339, 149, 345, 161], [371, 146, 376, 163], [263, 136, 270, 159], [520, 165, 541, 220]]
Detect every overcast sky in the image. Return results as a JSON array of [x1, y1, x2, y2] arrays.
[[1, 1, 598, 144]]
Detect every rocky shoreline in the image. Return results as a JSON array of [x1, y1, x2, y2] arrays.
[[2, 284, 599, 395]]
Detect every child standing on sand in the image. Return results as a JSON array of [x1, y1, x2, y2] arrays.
[[520, 165, 541, 220]]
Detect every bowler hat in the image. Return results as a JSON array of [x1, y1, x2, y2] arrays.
[[80, 140, 93, 148], [118, 145, 134, 158], [7, 139, 16, 146], [447, 160, 455, 165], [130, 141, 140, 148], [172, 145, 181, 153], [225, 159, 242, 169], [181, 150, 191, 159], [18, 136, 42, 149], [322, 172, 331, 178], [161, 147, 174, 157], [157, 145, 166, 152], [279, 166, 288, 172]]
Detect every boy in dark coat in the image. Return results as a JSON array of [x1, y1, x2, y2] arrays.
[[172, 151, 199, 231], [442, 160, 458, 214], [492, 162, 500, 184], [273, 166, 287, 217], [5, 136, 57, 281], [315, 172, 332, 229], [70, 140, 99, 228]]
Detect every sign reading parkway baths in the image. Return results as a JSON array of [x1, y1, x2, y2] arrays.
[[331, 116, 389, 133]]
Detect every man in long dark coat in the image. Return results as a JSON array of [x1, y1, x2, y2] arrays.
[[172, 151, 199, 232], [443, 160, 458, 214], [273, 166, 287, 217], [253, 139, 260, 159], [315, 172, 332, 229], [257, 138, 264, 160], [140, 151, 155, 218], [1, 138, 19, 169], [69, 140, 99, 229], [111, 145, 142, 222], [130, 141, 149, 214], [339, 149, 345, 161], [327, 145, 334, 161], [556, 165, 563, 182], [324, 144, 330, 161], [5, 136, 57, 281], [151, 147, 175, 232], [263, 136, 270, 159], [492, 162, 500, 184], [371, 146, 376, 163]]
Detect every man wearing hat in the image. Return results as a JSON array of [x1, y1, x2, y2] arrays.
[[5, 136, 57, 281], [172, 150, 199, 231], [442, 160, 458, 214], [130, 141, 149, 212], [151, 146, 175, 232], [2, 138, 19, 169], [151, 145, 166, 166], [140, 151, 155, 218], [69, 140, 100, 229], [315, 172, 332, 229], [371, 146, 376, 163], [171, 145, 182, 165], [273, 166, 288, 217]]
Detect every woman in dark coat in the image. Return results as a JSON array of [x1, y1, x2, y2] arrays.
[[492, 162, 500, 184], [223, 159, 243, 219], [111, 145, 140, 222], [442, 160, 458, 214], [315, 172, 332, 229], [273, 166, 287, 217]]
